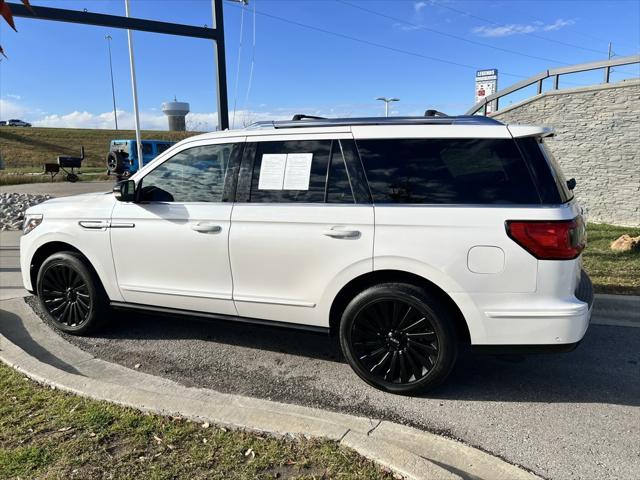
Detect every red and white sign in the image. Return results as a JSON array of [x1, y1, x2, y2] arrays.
[[475, 69, 498, 114]]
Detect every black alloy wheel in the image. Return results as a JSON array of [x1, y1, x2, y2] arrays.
[[352, 299, 439, 384], [37, 252, 107, 335], [41, 264, 91, 327], [340, 283, 457, 394]]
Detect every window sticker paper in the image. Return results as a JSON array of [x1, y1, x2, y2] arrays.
[[258, 154, 287, 190], [283, 153, 313, 190]]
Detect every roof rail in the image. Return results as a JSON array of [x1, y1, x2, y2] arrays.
[[247, 115, 503, 130], [424, 109, 448, 117], [291, 114, 327, 121]]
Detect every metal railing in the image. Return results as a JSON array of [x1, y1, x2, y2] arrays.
[[466, 54, 640, 116]]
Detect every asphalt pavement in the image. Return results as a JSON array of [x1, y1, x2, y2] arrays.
[[0, 180, 114, 197], [25, 296, 639, 480]]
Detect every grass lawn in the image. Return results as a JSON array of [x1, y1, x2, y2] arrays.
[[0, 364, 391, 479], [583, 223, 640, 295]]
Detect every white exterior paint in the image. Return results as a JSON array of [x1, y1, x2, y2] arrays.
[[20, 120, 591, 346]]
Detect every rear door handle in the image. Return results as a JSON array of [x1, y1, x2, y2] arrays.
[[323, 227, 361, 239], [191, 222, 222, 234]]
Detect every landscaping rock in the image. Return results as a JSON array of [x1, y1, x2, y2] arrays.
[[0, 192, 52, 231], [610, 234, 640, 252]]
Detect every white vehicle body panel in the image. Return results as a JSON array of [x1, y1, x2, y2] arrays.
[[229, 204, 374, 326]]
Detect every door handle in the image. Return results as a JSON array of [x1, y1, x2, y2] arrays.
[[191, 222, 222, 234], [323, 227, 361, 239]]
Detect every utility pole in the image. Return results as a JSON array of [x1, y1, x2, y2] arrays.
[[105, 34, 119, 130], [124, 0, 143, 168], [212, 0, 230, 130], [376, 97, 400, 117]]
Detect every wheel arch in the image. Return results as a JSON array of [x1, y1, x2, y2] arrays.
[[29, 241, 106, 296], [328, 269, 471, 345]]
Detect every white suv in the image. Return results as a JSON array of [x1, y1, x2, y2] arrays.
[[20, 115, 593, 394]]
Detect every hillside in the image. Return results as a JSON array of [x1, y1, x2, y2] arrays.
[[0, 127, 200, 170]]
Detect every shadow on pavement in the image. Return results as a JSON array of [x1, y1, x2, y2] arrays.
[[0, 308, 85, 376]]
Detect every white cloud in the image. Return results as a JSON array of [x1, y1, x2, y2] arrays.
[[472, 18, 575, 37], [0, 98, 29, 119], [543, 19, 575, 31], [5, 93, 21, 100], [414, 1, 428, 13]]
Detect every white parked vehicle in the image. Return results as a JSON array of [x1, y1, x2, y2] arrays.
[[20, 115, 593, 394]]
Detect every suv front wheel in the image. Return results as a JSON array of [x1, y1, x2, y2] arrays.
[[339, 283, 458, 394], [36, 252, 108, 335]]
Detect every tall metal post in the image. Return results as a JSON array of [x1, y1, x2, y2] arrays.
[[125, 0, 144, 168], [105, 34, 119, 130], [213, 0, 230, 130]]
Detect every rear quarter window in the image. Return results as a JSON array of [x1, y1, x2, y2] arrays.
[[516, 137, 573, 204], [356, 138, 542, 205]]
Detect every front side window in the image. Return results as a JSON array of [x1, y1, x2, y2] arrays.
[[357, 138, 541, 204], [249, 140, 354, 203], [139, 144, 233, 203]]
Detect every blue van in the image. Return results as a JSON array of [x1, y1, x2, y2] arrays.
[[106, 139, 175, 179]]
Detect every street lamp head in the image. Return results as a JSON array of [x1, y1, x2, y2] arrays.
[[105, 34, 112, 40], [389, 98, 400, 102]]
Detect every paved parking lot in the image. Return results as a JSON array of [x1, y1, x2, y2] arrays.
[[27, 297, 639, 480]]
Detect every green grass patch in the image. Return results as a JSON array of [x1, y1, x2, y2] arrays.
[[583, 223, 640, 295], [0, 363, 391, 479]]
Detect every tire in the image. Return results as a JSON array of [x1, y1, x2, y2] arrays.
[[106, 151, 126, 174], [36, 252, 108, 335], [66, 173, 78, 183], [339, 283, 458, 395]]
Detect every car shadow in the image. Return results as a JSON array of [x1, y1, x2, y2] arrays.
[[94, 308, 345, 363], [30, 297, 640, 407]]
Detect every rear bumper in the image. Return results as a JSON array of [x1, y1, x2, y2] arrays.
[[465, 270, 593, 347]]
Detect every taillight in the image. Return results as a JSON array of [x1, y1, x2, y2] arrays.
[[506, 216, 586, 260]]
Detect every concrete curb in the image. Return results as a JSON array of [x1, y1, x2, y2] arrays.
[[592, 294, 640, 328], [0, 297, 541, 480]]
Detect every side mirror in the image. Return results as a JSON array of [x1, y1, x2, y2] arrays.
[[113, 180, 136, 202], [566, 178, 577, 191]]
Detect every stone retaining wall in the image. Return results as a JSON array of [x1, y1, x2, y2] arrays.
[[491, 79, 640, 226]]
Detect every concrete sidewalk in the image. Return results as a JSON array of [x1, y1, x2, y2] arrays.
[[0, 297, 540, 480], [0, 231, 27, 300]]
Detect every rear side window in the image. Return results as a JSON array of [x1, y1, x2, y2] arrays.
[[516, 137, 573, 203], [249, 140, 354, 203], [357, 138, 541, 205]]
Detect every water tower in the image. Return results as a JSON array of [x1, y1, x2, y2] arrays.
[[162, 98, 190, 131]]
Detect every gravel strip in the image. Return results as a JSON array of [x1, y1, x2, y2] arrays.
[[0, 193, 52, 231]]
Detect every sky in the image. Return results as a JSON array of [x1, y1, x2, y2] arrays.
[[1, 0, 639, 131]]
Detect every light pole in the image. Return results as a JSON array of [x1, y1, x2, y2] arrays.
[[376, 97, 400, 117], [105, 34, 118, 130]]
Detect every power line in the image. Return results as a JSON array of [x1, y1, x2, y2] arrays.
[[336, 0, 575, 66], [223, 0, 530, 79], [429, 0, 612, 56]]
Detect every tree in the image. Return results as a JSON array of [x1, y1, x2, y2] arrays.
[[0, 0, 34, 57]]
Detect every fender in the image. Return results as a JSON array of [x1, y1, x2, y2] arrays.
[[21, 223, 124, 302]]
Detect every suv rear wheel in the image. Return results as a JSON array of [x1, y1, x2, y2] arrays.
[[36, 252, 108, 335], [339, 283, 457, 394]]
